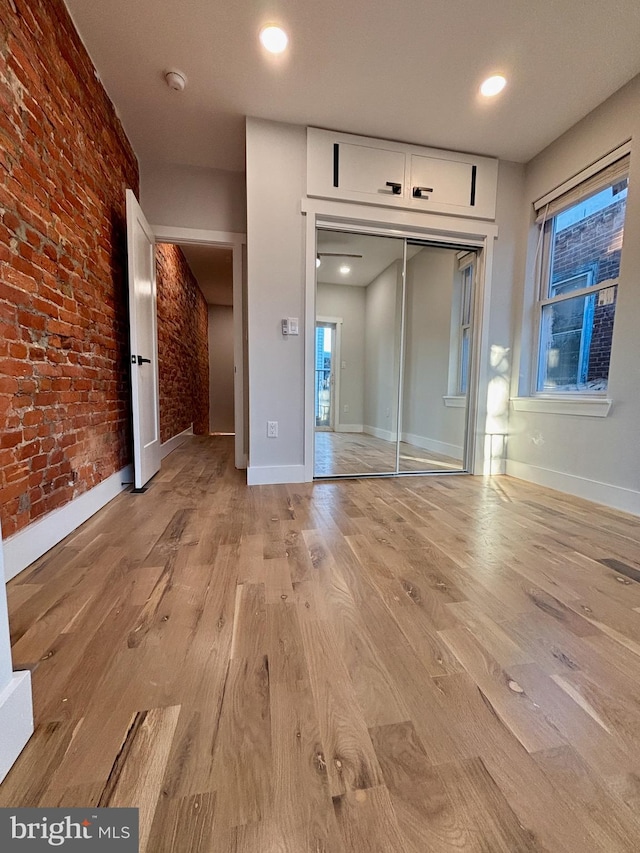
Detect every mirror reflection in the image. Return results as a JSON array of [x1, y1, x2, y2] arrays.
[[314, 228, 474, 478]]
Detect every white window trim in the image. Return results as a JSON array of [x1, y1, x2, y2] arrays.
[[530, 155, 627, 397], [443, 395, 466, 408], [511, 396, 612, 417]]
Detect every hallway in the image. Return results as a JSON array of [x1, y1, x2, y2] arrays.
[[2, 436, 640, 851]]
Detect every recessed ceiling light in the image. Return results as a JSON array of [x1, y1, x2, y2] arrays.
[[339, 264, 351, 275], [260, 25, 288, 54], [480, 75, 507, 97]]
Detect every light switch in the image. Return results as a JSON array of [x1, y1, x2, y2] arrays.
[[288, 317, 299, 335]]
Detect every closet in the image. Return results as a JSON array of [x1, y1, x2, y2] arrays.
[[314, 227, 476, 478]]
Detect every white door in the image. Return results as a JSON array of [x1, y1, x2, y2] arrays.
[[126, 189, 161, 489]]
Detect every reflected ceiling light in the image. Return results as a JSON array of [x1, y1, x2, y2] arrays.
[[480, 74, 507, 97], [316, 255, 321, 268], [339, 264, 351, 275], [259, 25, 288, 54]]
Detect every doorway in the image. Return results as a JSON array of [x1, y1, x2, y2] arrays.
[[313, 227, 477, 479], [315, 320, 341, 431], [152, 225, 247, 470]]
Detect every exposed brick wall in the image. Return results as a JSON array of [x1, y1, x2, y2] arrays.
[[552, 198, 625, 385], [0, 0, 139, 538], [156, 244, 209, 442]]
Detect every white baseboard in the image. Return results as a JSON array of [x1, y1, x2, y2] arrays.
[[506, 460, 640, 517], [161, 424, 194, 459], [401, 431, 463, 461], [247, 464, 308, 486], [0, 670, 33, 784], [334, 424, 363, 433], [362, 427, 463, 461], [363, 425, 396, 442], [3, 464, 133, 582]]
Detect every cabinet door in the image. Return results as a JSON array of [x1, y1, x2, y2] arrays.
[[306, 127, 498, 219], [409, 154, 476, 209], [337, 142, 406, 199]]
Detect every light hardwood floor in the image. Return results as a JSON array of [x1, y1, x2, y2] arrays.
[[315, 431, 462, 476], [3, 435, 640, 851]]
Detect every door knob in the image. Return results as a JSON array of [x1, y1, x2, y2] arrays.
[[136, 355, 151, 365], [385, 181, 402, 195], [413, 186, 434, 198]]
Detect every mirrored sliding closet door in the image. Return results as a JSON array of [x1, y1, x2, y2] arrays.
[[314, 228, 475, 479]]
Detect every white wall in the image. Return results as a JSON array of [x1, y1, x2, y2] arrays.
[[246, 118, 307, 481], [402, 247, 464, 457], [316, 283, 366, 428], [508, 74, 640, 513], [486, 160, 527, 473], [0, 535, 33, 783], [140, 161, 246, 233], [364, 261, 403, 438], [208, 305, 235, 433], [245, 117, 526, 484]]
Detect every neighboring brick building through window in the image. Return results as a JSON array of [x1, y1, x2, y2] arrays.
[[536, 162, 628, 393]]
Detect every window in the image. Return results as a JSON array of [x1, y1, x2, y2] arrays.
[[446, 252, 475, 402], [535, 157, 628, 393], [458, 263, 473, 395]]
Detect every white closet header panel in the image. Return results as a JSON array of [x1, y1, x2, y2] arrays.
[[307, 127, 498, 221]]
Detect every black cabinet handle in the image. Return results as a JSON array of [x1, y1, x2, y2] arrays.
[[132, 354, 151, 365], [413, 186, 434, 198], [385, 181, 402, 195]]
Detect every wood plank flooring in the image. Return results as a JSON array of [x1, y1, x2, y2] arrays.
[[3, 435, 640, 851], [314, 431, 463, 476]]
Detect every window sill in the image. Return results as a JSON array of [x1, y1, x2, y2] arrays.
[[510, 396, 612, 417], [443, 396, 466, 408]]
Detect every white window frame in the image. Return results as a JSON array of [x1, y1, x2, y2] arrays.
[[531, 151, 629, 398], [458, 262, 473, 396]]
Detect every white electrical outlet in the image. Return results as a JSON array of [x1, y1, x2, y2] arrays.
[[267, 420, 278, 438]]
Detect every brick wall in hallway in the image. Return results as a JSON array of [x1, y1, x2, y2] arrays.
[[156, 243, 209, 442]]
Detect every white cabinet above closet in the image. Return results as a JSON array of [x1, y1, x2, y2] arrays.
[[307, 128, 498, 220]]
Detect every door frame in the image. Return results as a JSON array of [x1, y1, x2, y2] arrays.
[[302, 198, 499, 481], [152, 224, 247, 470]]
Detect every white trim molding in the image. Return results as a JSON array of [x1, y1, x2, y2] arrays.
[[3, 464, 133, 582], [443, 395, 466, 408], [0, 671, 33, 784], [151, 225, 246, 247], [363, 425, 396, 442], [334, 424, 364, 433], [247, 465, 307, 486], [161, 424, 194, 459], [511, 397, 612, 417], [401, 432, 463, 462], [506, 460, 640, 517]]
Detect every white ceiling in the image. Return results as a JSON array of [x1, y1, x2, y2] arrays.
[[64, 1, 640, 173], [317, 231, 426, 287]]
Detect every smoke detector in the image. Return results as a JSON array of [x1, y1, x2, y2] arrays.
[[164, 70, 187, 91]]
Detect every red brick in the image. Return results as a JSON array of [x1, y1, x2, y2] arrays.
[[0, 0, 139, 539]]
